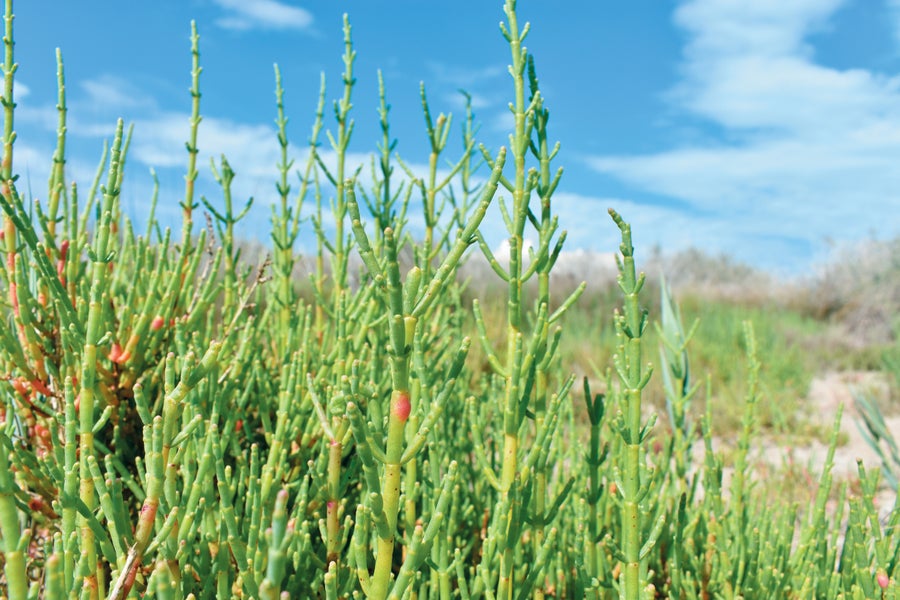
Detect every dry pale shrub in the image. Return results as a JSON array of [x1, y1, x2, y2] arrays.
[[799, 237, 900, 347]]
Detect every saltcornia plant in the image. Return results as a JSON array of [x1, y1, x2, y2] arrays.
[[0, 0, 898, 598]]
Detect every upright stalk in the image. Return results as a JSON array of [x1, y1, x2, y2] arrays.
[[272, 64, 294, 344], [204, 156, 252, 313], [497, 4, 533, 595], [417, 84, 450, 277], [1, 0, 17, 306], [0, 0, 14, 190], [0, 432, 26, 599], [499, 0, 528, 499], [452, 91, 482, 232], [80, 119, 125, 597], [48, 48, 66, 237], [527, 54, 566, 599], [348, 143, 505, 599], [271, 65, 324, 352], [373, 70, 399, 245], [320, 15, 356, 297], [610, 209, 654, 600], [180, 21, 201, 249]]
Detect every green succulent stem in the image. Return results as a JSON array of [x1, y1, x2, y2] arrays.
[[77, 119, 125, 597], [180, 21, 201, 248], [610, 208, 654, 600], [0, 432, 26, 599], [47, 48, 66, 237], [1, 0, 17, 317], [0, 2, 894, 599]]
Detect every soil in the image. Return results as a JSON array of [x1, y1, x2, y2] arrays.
[[687, 371, 898, 522], [800, 371, 897, 478], [759, 371, 897, 520]]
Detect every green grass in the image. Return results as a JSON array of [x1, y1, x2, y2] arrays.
[[555, 291, 824, 440]]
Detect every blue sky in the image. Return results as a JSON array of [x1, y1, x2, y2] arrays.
[[9, 0, 900, 275]]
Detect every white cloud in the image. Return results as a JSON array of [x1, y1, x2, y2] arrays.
[[488, 109, 515, 133], [212, 0, 314, 32], [14, 81, 29, 101], [672, 0, 900, 136], [426, 62, 504, 89], [118, 109, 431, 242], [427, 63, 506, 127], [443, 90, 493, 111], [886, 0, 900, 45], [80, 75, 157, 112], [15, 102, 59, 135], [129, 113, 279, 172], [585, 0, 900, 271], [674, 0, 841, 59]]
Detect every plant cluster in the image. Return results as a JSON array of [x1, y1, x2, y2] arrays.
[[0, 1, 897, 598]]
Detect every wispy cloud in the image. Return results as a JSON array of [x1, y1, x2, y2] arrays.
[[212, 0, 314, 32], [423, 63, 508, 135], [16, 66, 455, 243], [80, 75, 158, 112], [585, 0, 900, 272], [488, 109, 515, 133], [425, 62, 504, 89], [443, 90, 493, 111], [888, 0, 900, 45], [671, 0, 895, 134], [14, 81, 29, 101]]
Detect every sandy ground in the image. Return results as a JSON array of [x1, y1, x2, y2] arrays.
[[755, 371, 897, 519], [795, 371, 898, 478], [682, 370, 898, 525]]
